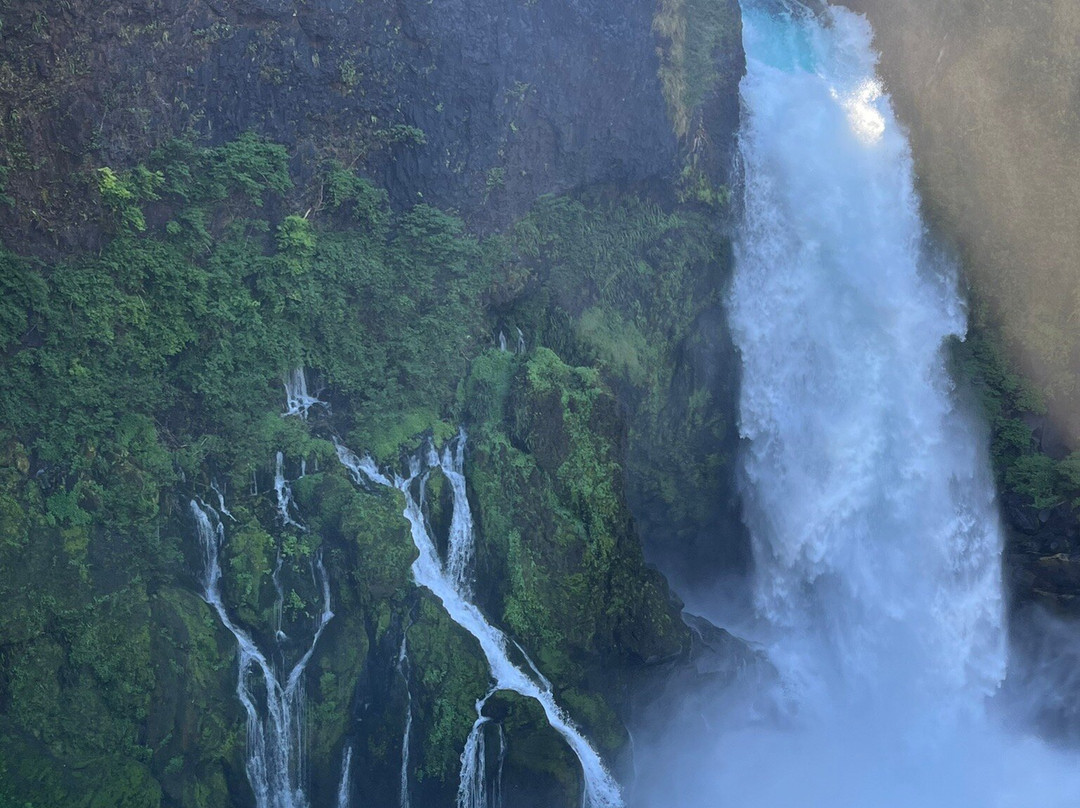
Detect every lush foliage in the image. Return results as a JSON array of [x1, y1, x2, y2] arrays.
[[0, 136, 728, 806], [0, 133, 490, 806], [953, 313, 1080, 510]]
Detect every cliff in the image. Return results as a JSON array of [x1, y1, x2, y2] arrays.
[[0, 0, 743, 254], [0, 1, 747, 806]]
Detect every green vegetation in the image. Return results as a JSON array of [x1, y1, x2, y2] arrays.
[[654, 0, 741, 138], [0, 131, 730, 806], [0, 132, 491, 806], [487, 193, 737, 546], [406, 596, 490, 786], [954, 316, 1080, 510]]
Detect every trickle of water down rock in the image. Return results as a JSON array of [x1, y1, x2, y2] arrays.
[[334, 431, 624, 808]]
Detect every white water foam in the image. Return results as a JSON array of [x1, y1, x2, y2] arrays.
[[334, 434, 623, 808], [634, 2, 1080, 805], [191, 500, 334, 808]]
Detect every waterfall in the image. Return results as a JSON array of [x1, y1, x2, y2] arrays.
[[439, 432, 476, 595], [457, 697, 493, 808], [283, 367, 325, 419], [211, 479, 236, 520], [336, 747, 353, 808], [398, 635, 413, 808], [191, 500, 334, 808], [275, 452, 306, 531], [632, 1, 1080, 805], [493, 724, 505, 808], [734, 0, 1004, 718], [334, 434, 623, 808]]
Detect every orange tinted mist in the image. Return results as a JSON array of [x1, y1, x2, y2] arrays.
[[841, 0, 1080, 445]]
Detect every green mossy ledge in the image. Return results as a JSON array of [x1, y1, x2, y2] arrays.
[[0, 134, 732, 807]]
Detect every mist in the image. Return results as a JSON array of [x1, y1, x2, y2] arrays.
[[628, 3, 1080, 805], [840, 0, 1080, 446]]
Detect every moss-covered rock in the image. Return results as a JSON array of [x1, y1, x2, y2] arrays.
[[405, 594, 491, 806], [483, 690, 582, 808], [146, 587, 247, 808], [461, 346, 689, 766]]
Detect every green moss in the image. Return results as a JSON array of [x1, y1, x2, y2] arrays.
[[406, 595, 490, 785], [462, 345, 686, 761], [296, 472, 416, 601], [222, 519, 276, 627], [484, 690, 581, 806], [654, 0, 741, 138]]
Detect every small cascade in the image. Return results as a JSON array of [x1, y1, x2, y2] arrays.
[[283, 367, 325, 420], [275, 452, 306, 531], [211, 480, 236, 520], [516, 328, 525, 355], [398, 635, 413, 808], [457, 697, 493, 808], [334, 433, 623, 808], [190, 500, 334, 808], [336, 747, 353, 808], [272, 554, 288, 642], [492, 724, 505, 808], [498, 331, 509, 352], [438, 431, 475, 594]]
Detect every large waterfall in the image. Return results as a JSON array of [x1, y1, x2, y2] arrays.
[[731, 0, 1005, 719], [633, 2, 1080, 805]]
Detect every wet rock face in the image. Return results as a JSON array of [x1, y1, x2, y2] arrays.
[[0, 0, 677, 251], [384, 0, 678, 227], [1004, 494, 1080, 615]]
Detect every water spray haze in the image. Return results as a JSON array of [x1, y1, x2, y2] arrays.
[[631, 2, 1080, 805]]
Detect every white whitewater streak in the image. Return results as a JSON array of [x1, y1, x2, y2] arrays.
[[457, 695, 493, 808], [336, 746, 353, 808], [275, 452, 306, 531], [492, 723, 505, 808], [283, 367, 325, 420], [441, 429, 476, 594], [272, 554, 288, 641], [333, 435, 623, 808], [191, 500, 334, 808], [398, 635, 413, 808], [211, 479, 236, 521]]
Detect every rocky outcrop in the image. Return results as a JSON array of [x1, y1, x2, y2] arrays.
[[0, 0, 684, 253]]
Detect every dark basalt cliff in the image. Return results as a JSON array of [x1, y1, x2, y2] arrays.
[[0, 1, 748, 806], [0, 0, 730, 252]]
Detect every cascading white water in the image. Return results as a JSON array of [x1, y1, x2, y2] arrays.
[[336, 746, 353, 808], [643, 1, 1080, 805], [191, 501, 334, 808], [276, 452, 306, 532], [734, 0, 1005, 718], [457, 695, 494, 808], [398, 634, 413, 808], [439, 432, 477, 595], [334, 434, 623, 808], [284, 367, 325, 420]]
